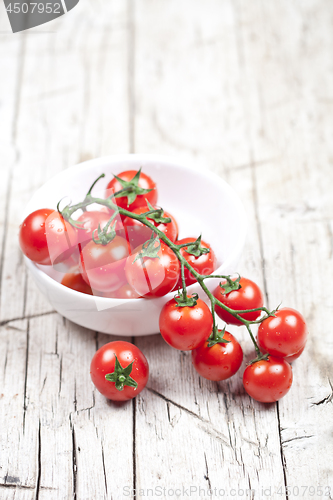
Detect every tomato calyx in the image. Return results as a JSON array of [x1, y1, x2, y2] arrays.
[[133, 235, 161, 263], [174, 292, 198, 308], [207, 326, 231, 347], [219, 274, 242, 295], [113, 168, 153, 205], [183, 235, 210, 257], [105, 355, 138, 391], [249, 352, 270, 365], [144, 200, 172, 224]]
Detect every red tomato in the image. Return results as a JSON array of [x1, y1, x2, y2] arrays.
[[61, 272, 93, 295], [106, 170, 157, 211], [175, 237, 217, 288], [243, 356, 293, 403], [123, 204, 178, 250], [19, 208, 78, 266], [214, 277, 264, 326], [76, 210, 115, 245], [103, 283, 141, 299], [125, 241, 179, 298], [159, 297, 213, 350], [90, 341, 149, 401], [192, 331, 243, 381], [257, 307, 308, 358], [79, 235, 129, 292]]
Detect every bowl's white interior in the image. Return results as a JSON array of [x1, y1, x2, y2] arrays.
[[24, 156, 246, 293]]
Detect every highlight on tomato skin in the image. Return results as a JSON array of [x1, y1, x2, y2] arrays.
[[191, 331, 243, 381], [90, 341, 149, 402], [214, 277, 264, 326], [159, 297, 213, 351], [243, 356, 293, 403]]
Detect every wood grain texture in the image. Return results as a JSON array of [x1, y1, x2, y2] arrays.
[[0, 0, 332, 499]]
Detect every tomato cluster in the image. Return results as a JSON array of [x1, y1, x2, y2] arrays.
[[19, 168, 308, 403]]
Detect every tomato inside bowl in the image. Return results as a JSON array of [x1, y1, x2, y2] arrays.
[[22, 155, 246, 336]]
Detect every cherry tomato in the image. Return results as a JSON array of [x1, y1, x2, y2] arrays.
[[79, 235, 129, 292], [61, 272, 93, 295], [106, 170, 157, 211], [257, 307, 308, 358], [125, 241, 179, 298], [175, 237, 217, 288], [191, 331, 243, 381], [243, 356, 293, 403], [214, 277, 264, 326], [19, 208, 78, 266], [159, 297, 213, 350], [104, 283, 141, 299], [76, 210, 114, 245], [90, 341, 149, 401], [123, 204, 178, 250]]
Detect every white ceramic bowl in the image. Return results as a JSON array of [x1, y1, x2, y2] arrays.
[[23, 155, 246, 336]]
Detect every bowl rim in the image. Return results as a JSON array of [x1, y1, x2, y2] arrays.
[[24, 154, 247, 305]]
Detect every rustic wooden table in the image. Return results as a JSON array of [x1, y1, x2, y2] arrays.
[[0, 1, 332, 499]]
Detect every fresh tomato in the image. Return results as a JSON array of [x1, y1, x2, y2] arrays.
[[19, 208, 78, 266], [106, 169, 157, 212], [257, 307, 308, 358], [175, 237, 217, 288], [79, 235, 129, 292], [76, 210, 115, 245], [214, 277, 264, 326], [61, 271, 93, 295], [159, 296, 213, 350], [103, 283, 141, 299], [192, 331, 243, 381], [243, 356, 293, 403], [90, 341, 149, 401], [125, 240, 179, 298], [123, 204, 178, 250]]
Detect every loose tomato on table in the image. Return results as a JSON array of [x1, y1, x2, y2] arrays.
[[257, 307, 308, 359], [175, 237, 216, 288], [123, 203, 178, 250], [90, 341, 149, 401], [79, 235, 129, 293], [192, 331, 243, 381], [214, 277, 264, 326], [159, 296, 213, 351], [19, 208, 78, 266], [243, 356, 293, 403], [106, 169, 157, 212], [125, 239, 179, 298], [61, 271, 93, 295]]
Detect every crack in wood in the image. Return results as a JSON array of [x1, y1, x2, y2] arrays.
[[22, 320, 30, 434], [35, 420, 41, 500], [0, 310, 56, 328]]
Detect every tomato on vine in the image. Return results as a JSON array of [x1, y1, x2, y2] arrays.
[[257, 307, 308, 359], [175, 236, 217, 288], [243, 356, 293, 403], [76, 210, 116, 245], [214, 276, 264, 326], [192, 330, 243, 381], [106, 169, 157, 212], [125, 237, 179, 298], [123, 202, 178, 250], [159, 295, 213, 350], [90, 341, 149, 401]]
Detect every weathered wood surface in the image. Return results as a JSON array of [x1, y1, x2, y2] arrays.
[[0, 1, 332, 499]]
